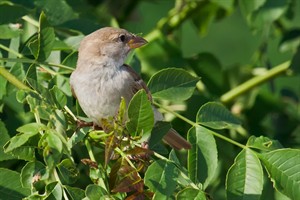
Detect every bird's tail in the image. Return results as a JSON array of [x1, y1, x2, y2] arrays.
[[163, 128, 191, 150]]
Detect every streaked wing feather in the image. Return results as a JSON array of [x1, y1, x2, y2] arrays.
[[122, 64, 152, 101]]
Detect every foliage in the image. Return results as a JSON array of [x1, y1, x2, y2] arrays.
[[0, 0, 300, 200]]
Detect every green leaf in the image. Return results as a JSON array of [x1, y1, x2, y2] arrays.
[[187, 126, 218, 189], [211, 0, 234, 10], [279, 29, 300, 52], [67, 127, 88, 149], [0, 24, 21, 39], [245, 0, 289, 29], [50, 109, 67, 137], [49, 86, 67, 109], [147, 68, 200, 101], [126, 90, 154, 137], [56, 74, 73, 96], [226, 149, 263, 200], [34, 0, 77, 25], [0, 3, 29, 25], [64, 185, 85, 200], [8, 146, 35, 161], [259, 149, 300, 200], [21, 161, 48, 188], [4, 123, 46, 153], [85, 184, 108, 200], [247, 136, 283, 151], [28, 12, 55, 61], [0, 75, 7, 99], [17, 122, 47, 134], [239, 0, 266, 20], [176, 187, 206, 200], [0, 168, 30, 200], [145, 160, 179, 199], [149, 121, 171, 150], [45, 182, 62, 200], [40, 131, 63, 169], [290, 45, 300, 74], [57, 159, 79, 184], [197, 102, 241, 129], [0, 121, 12, 161], [0, 117, 35, 162]]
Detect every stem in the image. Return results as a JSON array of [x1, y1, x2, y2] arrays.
[[22, 15, 39, 27], [154, 101, 246, 149], [53, 169, 69, 200], [64, 105, 78, 121], [115, 147, 136, 169], [85, 139, 108, 192], [0, 44, 23, 58], [0, 57, 74, 71], [85, 139, 97, 162], [207, 128, 246, 149], [0, 66, 32, 91], [221, 61, 291, 103], [153, 102, 196, 126]]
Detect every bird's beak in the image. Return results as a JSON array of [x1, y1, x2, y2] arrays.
[[127, 36, 148, 49]]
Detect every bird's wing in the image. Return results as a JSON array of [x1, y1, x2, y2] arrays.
[[122, 64, 152, 102]]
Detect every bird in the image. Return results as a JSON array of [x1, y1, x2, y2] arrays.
[[70, 27, 191, 150]]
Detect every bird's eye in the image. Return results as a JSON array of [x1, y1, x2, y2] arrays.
[[119, 34, 126, 42]]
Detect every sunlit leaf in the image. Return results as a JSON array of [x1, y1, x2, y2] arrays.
[[188, 126, 218, 189], [40, 130, 63, 169], [177, 187, 206, 200], [226, 149, 263, 200], [4, 123, 46, 153], [21, 161, 48, 189], [67, 127, 88, 148], [8, 146, 35, 161], [126, 90, 154, 137], [64, 185, 85, 200], [45, 182, 62, 200], [259, 149, 300, 200], [49, 86, 67, 109], [246, 136, 283, 151], [0, 168, 30, 200], [0, 24, 21, 39], [147, 68, 200, 101]]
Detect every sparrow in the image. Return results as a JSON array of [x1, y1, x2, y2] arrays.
[[70, 27, 191, 150]]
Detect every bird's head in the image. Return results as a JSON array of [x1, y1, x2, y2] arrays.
[[78, 27, 148, 68]]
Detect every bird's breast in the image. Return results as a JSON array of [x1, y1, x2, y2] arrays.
[[70, 65, 134, 125]]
